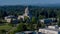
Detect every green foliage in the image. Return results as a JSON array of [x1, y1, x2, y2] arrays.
[[11, 23, 37, 33], [38, 23, 45, 28], [25, 23, 37, 31], [31, 16, 37, 24], [0, 20, 7, 24], [38, 23, 41, 28], [0, 24, 12, 30], [0, 6, 58, 19], [41, 23, 45, 28], [39, 15, 45, 19], [0, 30, 6, 34], [58, 22, 60, 26], [58, 17, 60, 26], [24, 16, 29, 23], [16, 23, 24, 32], [24, 16, 29, 20]]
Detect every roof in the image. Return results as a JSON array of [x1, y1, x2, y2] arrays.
[[23, 31, 33, 33], [5, 15, 17, 19]]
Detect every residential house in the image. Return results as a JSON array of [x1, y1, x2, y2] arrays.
[[4, 15, 18, 23], [39, 18, 59, 24]]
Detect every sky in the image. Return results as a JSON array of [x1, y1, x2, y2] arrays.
[[0, 0, 60, 6]]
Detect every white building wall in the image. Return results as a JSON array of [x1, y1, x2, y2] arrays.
[[5, 17, 8, 20], [6, 19, 11, 23], [48, 26, 56, 29], [47, 30, 58, 34], [5, 17, 11, 23], [40, 19, 44, 23], [39, 29, 58, 34], [18, 16, 24, 19], [59, 27, 60, 30]]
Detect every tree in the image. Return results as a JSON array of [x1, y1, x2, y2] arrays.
[[49, 11, 57, 18], [38, 22, 45, 28], [16, 23, 24, 32], [24, 16, 29, 23], [58, 17, 60, 26], [39, 15, 45, 19], [3, 11, 8, 17], [40, 11, 48, 18], [0, 11, 3, 19], [25, 23, 36, 31], [41, 23, 45, 28], [0, 30, 6, 34], [31, 16, 37, 24]]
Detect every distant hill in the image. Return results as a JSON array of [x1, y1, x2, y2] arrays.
[[1, 4, 60, 8]]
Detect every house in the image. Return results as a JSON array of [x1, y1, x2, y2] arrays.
[[39, 18, 59, 24], [18, 7, 30, 21], [39, 25, 60, 34], [4, 15, 18, 23]]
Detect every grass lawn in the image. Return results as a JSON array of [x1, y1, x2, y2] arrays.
[[0, 24, 12, 30]]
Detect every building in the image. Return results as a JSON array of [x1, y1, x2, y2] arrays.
[[39, 18, 59, 24], [39, 25, 60, 34], [5, 15, 17, 23], [18, 7, 30, 21]]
